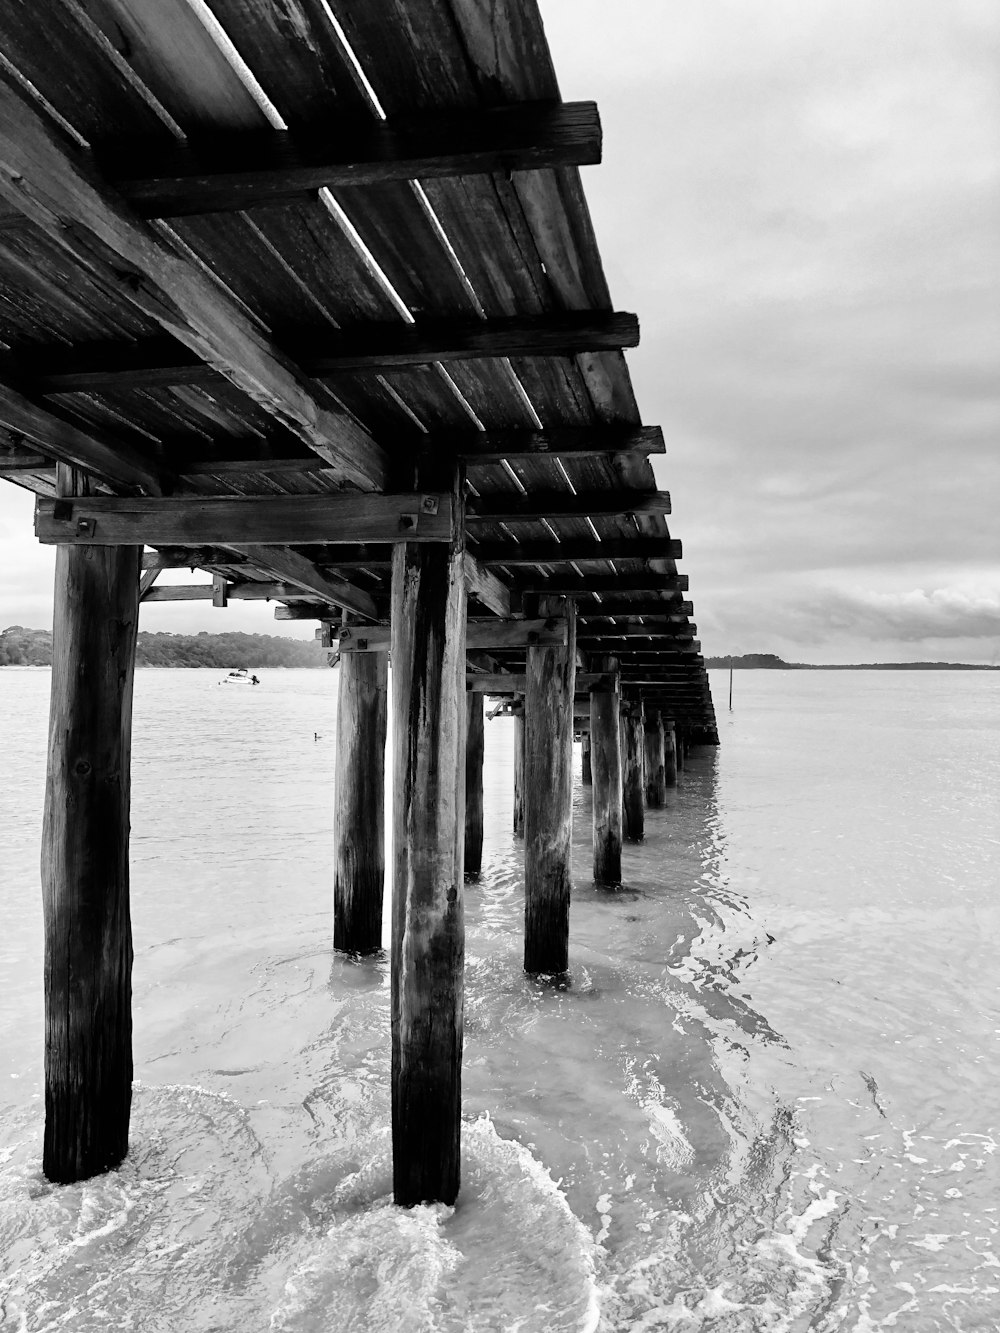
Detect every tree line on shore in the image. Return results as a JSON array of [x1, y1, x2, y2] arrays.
[[0, 625, 324, 669]]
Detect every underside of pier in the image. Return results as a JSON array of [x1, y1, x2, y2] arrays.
[[0, 0, 717, 1202]]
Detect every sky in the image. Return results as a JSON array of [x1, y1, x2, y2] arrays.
[[1, 0, 998, 663]]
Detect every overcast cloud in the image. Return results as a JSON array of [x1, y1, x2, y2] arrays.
[[2, 1, 998, 662]]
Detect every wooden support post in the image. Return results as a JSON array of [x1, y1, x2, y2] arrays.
[[622, 701, 645, 842], [644, 709, 667, 807], [581, 732, 592, 785], [465, 691, 485, 874], [675, 727, 685, 773], [333, 651, 388, 954], [41, 465, 139, 1183], [664, 721, 679, 787], [523, 595, 577, 973], [513, 711, 525, 838], [390, 460, 466, 1207], [590, 657, 623, 886]]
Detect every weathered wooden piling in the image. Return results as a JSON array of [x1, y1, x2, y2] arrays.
[[675, 726, 685, 773], [581, 732, 592, 785], [664, 720, 678, 786], [513, 711, 525, 837], [644, 709, 667, 806], [465, 691, 485, 873], [333, 651, 388, 953], [390, 461, 466, 1207], [622, 701, 645, 841], [590, 657, 623, 885], [524, 595, 577, 972], [42, 466, 139, 1183]]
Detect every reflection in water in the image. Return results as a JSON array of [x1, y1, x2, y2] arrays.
[[1, 667, 999, 1330]]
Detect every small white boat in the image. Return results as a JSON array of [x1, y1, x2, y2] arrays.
[[221, 667, 260, 686]]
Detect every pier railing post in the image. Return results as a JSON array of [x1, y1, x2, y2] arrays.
[[524, 594, 577, 973], [41, 465, 139, 1183], [465, 691, 485, 873], [644, 709, 667, 806], [622, 700, 645, 841], [513, 709, 525, 837], [664, 720, 678, 787], [591, 656, 623, 885], [333, 650, 388, 953], [390, 458, 466, 1207]]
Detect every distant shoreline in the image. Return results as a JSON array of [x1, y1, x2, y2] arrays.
[[707, 654, 998, 671]]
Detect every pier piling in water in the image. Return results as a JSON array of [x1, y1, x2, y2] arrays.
[[513, 711, 525, 837], [390, 460, 467, 1207], [644, 708, 667, 806], [42, 466, 139, 1183], [524, 595, 577, 972], [591, 657, 623, 885], [581, 732, 593, 785], [333, 650, 387, 954], [465, 691, 485, 873], [622, 701, 645, 841], [664, 721, 679, 787]]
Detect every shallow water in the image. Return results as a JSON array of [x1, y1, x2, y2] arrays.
[[1, 666, 998, 1331]]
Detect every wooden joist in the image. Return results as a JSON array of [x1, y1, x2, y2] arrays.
[[518, 573, 689, 595], [0, 69, 387, 491], [141, 580, 318, 603], [0, 445, 52, 471], [237, 546, 378, 622], [35, 493, 453, 547], [29, 312, 640, 395], [464, 553, 513, 617], [466, 671, 608, 694], [467, 490, 671, 522], [578, 600, 694, 620], [338, 618, 567, 653], [99, 101, 601, 218], [472, 537, 682, 566], [141, 548, 247, 570]]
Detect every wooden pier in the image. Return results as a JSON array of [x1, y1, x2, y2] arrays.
[[0, 0, 717, 1203]]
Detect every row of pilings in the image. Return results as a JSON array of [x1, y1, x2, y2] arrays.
[[39, 479, 700, 1204]]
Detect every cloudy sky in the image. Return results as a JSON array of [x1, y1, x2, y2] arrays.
[[1, 0, 998, 663]]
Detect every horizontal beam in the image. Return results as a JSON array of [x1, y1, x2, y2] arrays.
[[35, 493, 453, 546], [467, 490, 670, 522], [455, 425, 664, 463], [337, 618, 568, 652], [472, 537, 682, 566], [466, 671, 608, 694], [141, 580, 319, 603], [141, 547, 247, 570], [578, 601, 694, 620], [235, 545, 378, 621], [518, 572, 689, 595], [30, 312, 639, 394], [577, 624, 697, 640], [0, 446, 52, 471], [106, 101, 601, 217]]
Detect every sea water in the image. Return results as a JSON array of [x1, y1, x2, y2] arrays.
[[0, 666, 998, 1331]]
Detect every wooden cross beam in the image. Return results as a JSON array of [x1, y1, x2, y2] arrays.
[[465, 671, 608, 694], [141, 581, 324, 603], [96, 101, 602, 218], [338, 619, 568, 653], [466, 490, 671, 522], [34, 493, 453, 547], [0, 69, 387, 491], [28, 312, 640, 395], [472, 537, 682, 566], [578, 600, 694, 620], [577, 626, 698, 643], [518, 573, 689, 595]]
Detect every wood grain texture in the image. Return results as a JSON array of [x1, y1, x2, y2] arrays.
[[467, 490, 670, 522], [590, 656, 623, 886], [513, 712, 525, 837], [464, 553, 512, 617], [663, 720, 678, 788], [643, 710, 667, 807], [464, 692, 485, 875], [334, 651, 388, 954], [473, 537, 682, 566], [41, 472, 139, 1182], [390, 459, 466, 1206], [523, 594, 576, 973], [622, 702, 645, 842]]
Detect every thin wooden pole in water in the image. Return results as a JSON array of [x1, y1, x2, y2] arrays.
[[524, 594, 577, 973], [644, 708, 667, 807], [513, 711, 525, 837], [622, 701, 645, 841], [729, 656, 733, 711], [465, 691, 485, 873], [591, 656, 623, 885], [42, 464, 139, 1183], [333, 651, 387, 953], [390, 458, 466, 1207]]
